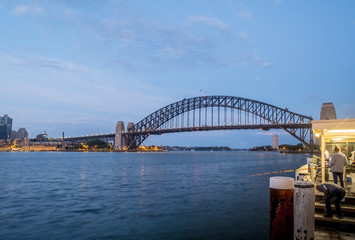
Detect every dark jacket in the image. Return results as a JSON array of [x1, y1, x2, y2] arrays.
[[318, 183, 344, 195]]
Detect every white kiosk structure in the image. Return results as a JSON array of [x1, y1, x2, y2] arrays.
[[312, 118, 355, 183]]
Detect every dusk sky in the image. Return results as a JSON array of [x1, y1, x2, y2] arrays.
[[1, 1, 354, 148]]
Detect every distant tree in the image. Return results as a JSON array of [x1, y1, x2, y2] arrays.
[[307, 144, 320, 150], [250, 145, 273, 151], [279, 143, 304, 151], [86, 139, 109, 149]]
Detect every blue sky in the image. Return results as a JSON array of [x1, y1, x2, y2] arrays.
[[0, 0, 354, 147]]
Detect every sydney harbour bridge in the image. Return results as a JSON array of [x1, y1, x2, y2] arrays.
[[64, 96, 314, 150]]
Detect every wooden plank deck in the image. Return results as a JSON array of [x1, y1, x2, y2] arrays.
[[315, 226, 355, 240], [315, 213, 355, 225], [315, 201, 355, 213]]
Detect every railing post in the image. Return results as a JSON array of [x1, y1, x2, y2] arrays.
[[321, 130, 325, 183]]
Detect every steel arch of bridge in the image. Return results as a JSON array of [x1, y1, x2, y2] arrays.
[[126, 96, 313, 149]]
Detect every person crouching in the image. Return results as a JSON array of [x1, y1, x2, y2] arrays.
[[316, 183, 346, 219]]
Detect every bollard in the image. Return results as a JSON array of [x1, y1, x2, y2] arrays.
[[270, 177, 294, 240], [294, 181, 314, 240]]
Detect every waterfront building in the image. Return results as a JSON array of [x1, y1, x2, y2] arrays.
[[36, 132, 48, 142], [0, 139, 7, 146], [13, 138, 29, 147], [0, 114, 12, 140], [272, 134, 279, 149]]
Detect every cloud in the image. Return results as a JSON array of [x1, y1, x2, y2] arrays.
[[253, 51, 275, 69], [99, 18, 140, 41], [30, 58, 86, 72], [233, 51, 275, 70], [13, 5, 43, 15], [189, 16, 229, 29], [64, 8, 76, 17], [9, 2, 235, 72], [13, 5, 29, 15], [85, 13, 230, 70], [238, 10, 253, 21], [237, 32, 248, 39], [9, 2, 236, 73], [2, 55, 87, 73], [0, 54, 175, 121], [161, 46, 186, 57], [262, 62, 275, 68], [235, 60, 248, 68]]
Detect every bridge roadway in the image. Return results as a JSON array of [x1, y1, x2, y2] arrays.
[[125, 123, 312, 135], [64, 123, 311, 141], [64, 133, 115, 142]]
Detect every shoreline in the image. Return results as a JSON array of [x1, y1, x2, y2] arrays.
[[1, 149, 319, 154]]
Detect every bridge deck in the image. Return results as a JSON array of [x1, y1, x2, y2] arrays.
[[125, 123, 311, 135]]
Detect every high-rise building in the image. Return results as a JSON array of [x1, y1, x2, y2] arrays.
[[0, 125, 7, 140], [10, 130, 17, 141], [16, 128, 28, 139], [11, 128, 29, 140], [0, 114, 13, 140], [272, 134, 279, 149]]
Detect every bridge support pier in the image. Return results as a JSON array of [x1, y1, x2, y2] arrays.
[[126, 122, 136, 149], [114, 121, 126, 150]]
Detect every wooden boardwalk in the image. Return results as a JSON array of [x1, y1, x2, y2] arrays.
[[315, 213, 355, 225]]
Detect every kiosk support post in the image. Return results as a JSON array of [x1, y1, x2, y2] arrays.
[[321, 130, 325, 183]]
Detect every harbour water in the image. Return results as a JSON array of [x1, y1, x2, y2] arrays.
[[0, 151, 307, 240]]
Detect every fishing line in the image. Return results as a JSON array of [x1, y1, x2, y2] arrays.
[[248, 166, 328, 177]]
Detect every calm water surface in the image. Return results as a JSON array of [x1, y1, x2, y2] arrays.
[[0, 151, 307, 240]]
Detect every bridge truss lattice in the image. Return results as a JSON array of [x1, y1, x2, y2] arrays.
[[126, 96, 313, 149]]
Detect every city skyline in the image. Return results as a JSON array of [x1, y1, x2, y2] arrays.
[[0, 1, 354, 147]]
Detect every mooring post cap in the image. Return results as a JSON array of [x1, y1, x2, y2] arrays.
[[269, 176, 294, 189], [294, 181, 314, 188]]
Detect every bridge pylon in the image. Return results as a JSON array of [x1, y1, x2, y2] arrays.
[[114, 121, 127, 150], [126, 122, 136, 149]]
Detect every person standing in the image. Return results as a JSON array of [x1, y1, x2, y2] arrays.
[[329, 145, 349, 188], [349, 151, 355, 165], [316, 183, 346, 219], [324, 149, 330, 164]]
